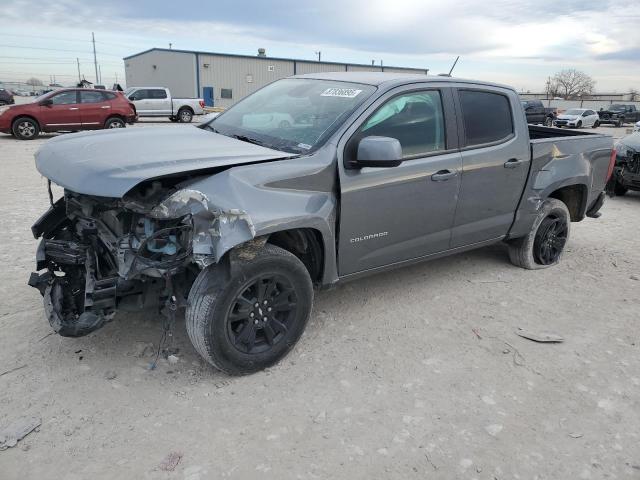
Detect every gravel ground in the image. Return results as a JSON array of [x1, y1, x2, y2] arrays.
[[0, 120, 639, 480]]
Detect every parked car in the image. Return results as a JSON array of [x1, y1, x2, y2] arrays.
[[520, 99, 556, 126], [124, 87, 204, 122], [29, 73, 613, 374], [0, 88, 15, 105], [633, 121, 640, 132], [607, 132, 640, 195], [553, 108, 600, 128], [0, 88, 137, 140], [597, 104, 640, 127]]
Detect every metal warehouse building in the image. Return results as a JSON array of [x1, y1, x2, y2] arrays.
[[124, 48, 429, 109]]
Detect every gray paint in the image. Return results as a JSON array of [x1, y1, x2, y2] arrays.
[[35, 73, 612, 288], [35, 127, 296, 197], [124, 50, 197, 98]]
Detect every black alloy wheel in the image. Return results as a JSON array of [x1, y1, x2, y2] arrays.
[[226, 274, 298, 354], [532, 215, 568, 265]]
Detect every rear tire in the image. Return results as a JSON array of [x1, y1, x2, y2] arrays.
[[105, 117, 126, 129], [186, 244, 313, 375], [544, 116, 553, 127], [508, 198, 570, 270], [12, 117, 39, 140], [177, 108, 193, 123], [614, 181, 628, 196]]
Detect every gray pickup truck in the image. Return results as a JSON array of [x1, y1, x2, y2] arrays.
[[29, 73, 614, 374]]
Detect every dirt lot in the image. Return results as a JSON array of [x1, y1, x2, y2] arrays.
[[1, 121, 639, 480]]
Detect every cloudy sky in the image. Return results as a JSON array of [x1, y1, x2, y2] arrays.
[[1, 0, 638, 91]]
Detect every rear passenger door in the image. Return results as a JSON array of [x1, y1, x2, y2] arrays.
[[450, 88, 530, 248], [79, 90, 109, 128], [147, 88, 171, 115]]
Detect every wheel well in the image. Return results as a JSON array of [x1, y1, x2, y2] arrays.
[[178, 106, 194, 113], [105, 115, 125, 124], [267, 229, 324, 283], [12, 115, 40, 130], [548, 184, 587, 221]]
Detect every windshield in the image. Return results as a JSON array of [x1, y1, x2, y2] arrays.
[[564, 109, 584, 115], [609, 104, 626, 111], [204, 78, 376, 154]]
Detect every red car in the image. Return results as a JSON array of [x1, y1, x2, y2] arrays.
[[0, 88, 137, 140]]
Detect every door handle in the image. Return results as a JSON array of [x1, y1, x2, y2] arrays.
[[504, 158, 524, 168], [101, 106, 111, 109], [431, 170, 457, 181], [68, 107, 79, 110]]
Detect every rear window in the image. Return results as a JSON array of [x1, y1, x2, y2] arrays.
[[459, 90, 513, 147], [80, 91, 105, 103], [150, 89, 167, 99]]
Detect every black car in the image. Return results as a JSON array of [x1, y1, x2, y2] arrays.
[[521, 99, 556, 126], [608, 132, 640, 195], [0, 88, 15, 106], [598, 104, 640, 127]]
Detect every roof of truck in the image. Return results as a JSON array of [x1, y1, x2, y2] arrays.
[[293, 72, 513, 90]]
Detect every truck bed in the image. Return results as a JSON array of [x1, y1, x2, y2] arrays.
[[508, 125, 613, 239]]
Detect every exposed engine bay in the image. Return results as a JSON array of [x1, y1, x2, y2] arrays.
[[28, 180, 199, 337]]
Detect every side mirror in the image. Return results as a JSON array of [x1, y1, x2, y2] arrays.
[[355, 136, 403, 168], [40, 98, 53, 107]]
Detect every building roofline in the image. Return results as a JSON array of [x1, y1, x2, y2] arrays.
[[123, 47, 428, 73]]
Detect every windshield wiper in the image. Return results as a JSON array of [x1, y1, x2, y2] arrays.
[[230, 134, 265, 147]]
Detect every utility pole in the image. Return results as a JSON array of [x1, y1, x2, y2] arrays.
[[115, 72, 118, 84], [169, 43, 172, 49], [98, 64, 102, 85], [76, 58, 81, 83], [315, 51, 321, 62], [92, 32, 99, 83]]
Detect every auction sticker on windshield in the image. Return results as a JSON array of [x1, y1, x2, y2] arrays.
[[321, 88, 363, 98]]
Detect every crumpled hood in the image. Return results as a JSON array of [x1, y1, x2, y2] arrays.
[[35, 126, 296, 197]]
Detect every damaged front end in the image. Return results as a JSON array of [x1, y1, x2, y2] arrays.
[[28, 182, 198, 337]]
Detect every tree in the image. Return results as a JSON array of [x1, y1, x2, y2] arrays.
[[25, 77, 43, 87], [549, 69, 595, 99]]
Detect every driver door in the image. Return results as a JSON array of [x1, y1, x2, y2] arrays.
[[337, 86, 462, 276], [39, 90, 81, 130]]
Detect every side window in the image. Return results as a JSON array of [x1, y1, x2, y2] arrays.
[[80, 91, 106, 103], [459, 90, 513, 147], [129, 89, 148, 101], [357, 90, 446, 157], [103, 92, 117, 100], [51, 91, 78, 105], [150, 89, 167, 99], [221, 88, 233, 99]]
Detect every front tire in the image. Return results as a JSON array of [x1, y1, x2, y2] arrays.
[[592, 120, 600, 128], [177, 108, 193, 123], [186, 244, 313, 375], [508, 198, 570, 270], [576, 121, 582, 128], [544, 116, 553, 127], [12, 117, 39, 140]]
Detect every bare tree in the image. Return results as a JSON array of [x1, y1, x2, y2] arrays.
[[549, 69, 595, 99], [629, 88, 639, 102], [25, 77, 44, 87]]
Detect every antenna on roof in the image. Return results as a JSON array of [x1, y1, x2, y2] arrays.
[[448, 56, 460, 76]]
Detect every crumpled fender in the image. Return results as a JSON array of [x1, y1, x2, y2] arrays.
[[149, 154, 339, 283]]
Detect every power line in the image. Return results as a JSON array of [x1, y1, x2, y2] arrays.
[[0, 32, 92, 43], [0, 44, 123, 57]]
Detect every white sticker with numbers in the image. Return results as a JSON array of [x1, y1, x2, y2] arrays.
[[320, 88, 362, 98]]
